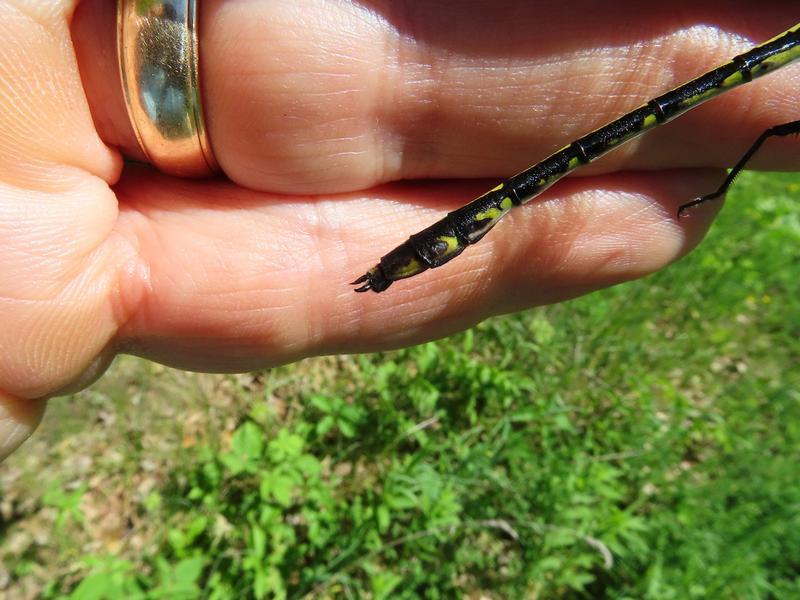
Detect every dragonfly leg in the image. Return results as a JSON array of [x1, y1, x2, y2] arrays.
[[678, 119, 800, 217]]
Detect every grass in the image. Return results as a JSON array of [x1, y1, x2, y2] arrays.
[[1, 171, 799, 599]]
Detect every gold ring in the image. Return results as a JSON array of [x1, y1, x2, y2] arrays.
[[117, 0, 219, 177]]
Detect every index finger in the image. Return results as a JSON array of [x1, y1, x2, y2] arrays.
[[73, 1, 800, 194]]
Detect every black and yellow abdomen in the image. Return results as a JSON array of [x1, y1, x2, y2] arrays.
[[353, 23, 800, 293]]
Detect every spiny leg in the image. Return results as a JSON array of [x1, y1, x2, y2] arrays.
[[678, 119, 800, 217]]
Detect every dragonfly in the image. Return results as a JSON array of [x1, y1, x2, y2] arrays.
[[352, 23, 800, 293]]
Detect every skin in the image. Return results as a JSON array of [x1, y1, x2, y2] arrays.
[[1, 0, 798, 460]]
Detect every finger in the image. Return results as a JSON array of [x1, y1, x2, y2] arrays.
[[73, 1, 799, 193], [114, 166, 720, 369], [1, 0, 119, 185]]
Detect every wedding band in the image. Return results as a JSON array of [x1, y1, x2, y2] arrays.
[[117, 0, 219, 177]]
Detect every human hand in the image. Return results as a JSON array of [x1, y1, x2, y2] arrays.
[[1, 1, 798, 459]]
